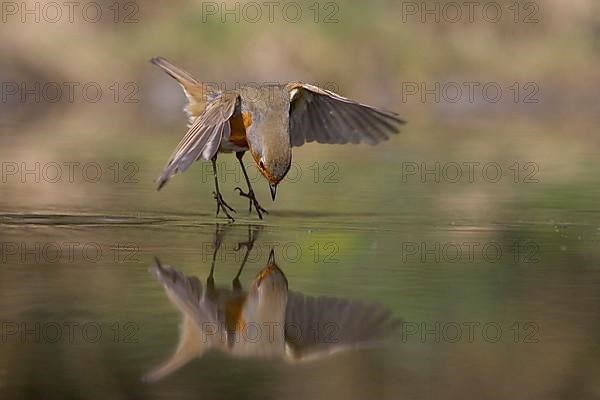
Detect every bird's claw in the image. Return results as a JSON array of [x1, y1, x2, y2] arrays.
[[213, 191, 236, 221], [233, 238, 254, 252], [233, 241, 251, 252], [234, 187, 268, 220], [233, 225, 261, 251]]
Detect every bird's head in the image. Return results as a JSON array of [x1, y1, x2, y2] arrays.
[[251, 250, 288, 293], [243, 89, 292, 201], [250, 148, 291, 201], [239, 251, 288, 347]]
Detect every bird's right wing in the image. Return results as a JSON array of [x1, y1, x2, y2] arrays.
[[283, 291, 400, 362], [156, 94, 239, 189]]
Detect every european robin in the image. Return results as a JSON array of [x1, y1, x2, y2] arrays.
[[151, 57, 406, 221], [144, 249, 398, 382]]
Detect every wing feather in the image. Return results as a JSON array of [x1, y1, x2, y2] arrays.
[[156, 95, 238, 190], [145, 260, 217, 382], [284, 291, 399, 362], [287, 83, 405, 147]]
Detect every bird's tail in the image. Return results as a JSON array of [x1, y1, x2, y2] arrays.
[[150, 56, 218, 119]]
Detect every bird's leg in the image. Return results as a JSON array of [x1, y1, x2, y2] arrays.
[[234, 152, 268, 220], [211, 156, 236, 221], [207, 223, 228, 294], [232, 225, 261, 291]]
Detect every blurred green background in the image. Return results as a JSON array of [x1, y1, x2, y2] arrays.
[[1, 1, 600, 399]]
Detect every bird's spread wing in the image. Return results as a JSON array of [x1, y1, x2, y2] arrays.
[[156, 94, 238, 189], [143, 316, 204, 383], [286, 82, 405, 147], [149, 260, 209, 322], [144, 260, 218, 382], [283, 291, 399, 362]]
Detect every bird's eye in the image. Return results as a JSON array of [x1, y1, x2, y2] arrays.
[[259, 160, 265, 169]]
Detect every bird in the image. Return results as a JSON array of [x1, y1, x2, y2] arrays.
[[150, 57, 406, 221], [143, 248, 399, 382]]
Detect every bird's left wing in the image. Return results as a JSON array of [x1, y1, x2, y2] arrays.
[[144, 260, 219, 382], [283, 291, 400, 362], [287, 83, 405, 147], [156, 94, 239, 189]]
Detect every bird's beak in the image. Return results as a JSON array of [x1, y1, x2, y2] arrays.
[[269, 184, 277, 201], [268, 249, 276, 265]]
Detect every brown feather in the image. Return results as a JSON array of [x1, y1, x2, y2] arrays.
[[287, 82, 406, 147]]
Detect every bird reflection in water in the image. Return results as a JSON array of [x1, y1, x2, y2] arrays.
[[144, 226, 399, 382]]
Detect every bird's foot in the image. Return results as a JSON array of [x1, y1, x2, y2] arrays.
[[233, 225, 261, 252], [234, 187, 268, 219], [213, 191, 236, 221]]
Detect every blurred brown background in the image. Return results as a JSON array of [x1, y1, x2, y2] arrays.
[[1, 0, 599, 218]]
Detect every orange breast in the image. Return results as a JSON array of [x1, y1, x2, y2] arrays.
[[224, 297, 246, 333], [227, 111, 252, 148]]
